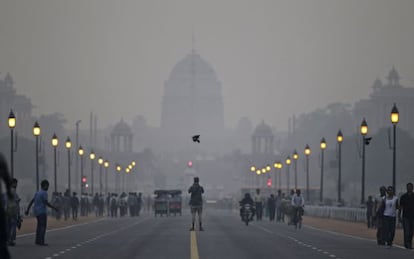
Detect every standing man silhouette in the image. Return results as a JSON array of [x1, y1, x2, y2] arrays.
[[0, 153, 12, 259], [188, 177, 204, 231]]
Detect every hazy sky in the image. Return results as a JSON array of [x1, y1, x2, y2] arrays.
[[1, 0, 414, 131]]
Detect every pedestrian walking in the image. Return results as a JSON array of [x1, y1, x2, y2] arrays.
[[188, 177, 204, 231], [254, 189, 264, 221], [25, 180, 58, 246], [267, 194, 276, 221], [0, 153, 13, 259], [366, 196, 374, 228], [383, 186, 398, 248], [276, 190, 282, 222], [5, 178, 22, 246], [375, 186, 387, 245], [71, 192, 79, 220], [398, 182, 414, 249]]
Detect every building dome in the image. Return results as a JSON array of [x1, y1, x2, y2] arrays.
[[112, 119, 132, 136], [253, 121, 273, 137], [161, 51, 224, 137]]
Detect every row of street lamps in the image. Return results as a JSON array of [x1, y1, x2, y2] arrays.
[[6, 110, 136, 194], [249, 103, 400, 205]]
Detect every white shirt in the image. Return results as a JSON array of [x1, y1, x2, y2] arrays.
[[291, 194, 304, 207], [383, 196, 398, 217]]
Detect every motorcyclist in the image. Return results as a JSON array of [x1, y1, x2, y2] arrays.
[[239, 193, 256, 221]]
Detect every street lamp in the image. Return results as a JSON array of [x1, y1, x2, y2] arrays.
[[78, 146, 84, 195], [98, 157, 104, 194], [337, 130, 343, 203], [391, 103, 399, 192], [104, 160, 109, 194], [116, 164, 122, 193], [293, 150, 299, 190], [360, 118, 368, 205], [33, 121, 41, 191], [131, 161, 136, 167], [277, 162, 283, 191], [320, 138, 327, 203], [51, 134, 59, 193], [8, 110, 16, 178], [304, 144, 311, 201], [286, 157, 291, 193], [89, 150, 96, 194], [65, 137, 72, 192]]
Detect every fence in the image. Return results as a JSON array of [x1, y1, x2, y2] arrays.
[[304, 205, 366, 222]]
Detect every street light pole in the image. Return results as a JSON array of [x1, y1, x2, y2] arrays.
[[33, 121, 41, 191], [75, 120, 81, 193], [52, 134, 59, 193], [293, 150, 299, 190], [8, 110, 16, 178], [320, 138, 327, 204], [286, 157, 291, 193], [337, 130, 343, 203], [360, 118, 368, 205], [391, 103, 399, 192], [104, 160, 109, 194], [98, 157, 103, 194], [65, 137, 72, 192], [90, 150, 96, 195], [78, 146, 84, 195], [304, 145, 311, 202]]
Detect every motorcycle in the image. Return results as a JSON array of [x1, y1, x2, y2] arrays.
[[241, 204, 253, 226]]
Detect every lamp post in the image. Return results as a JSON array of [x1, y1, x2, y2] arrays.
[[286, 157, 291, 193], [250, 165, 256, 187], [277, 162, 283, 191], [304, 145, 311, 201], [33, 121, 41, 191], [273, 162, 278, 191], [8, 110, 16, 178], [116, 164, 122, 193], [98, 157, 104, 194], [360, 118, 368, 205], [89, 150, 96, 194], [75, 120, 81, 193], [391, 103, 399, 192], [292, 150, 299, 190], [78, 146, 84, 195], [320, 138, 327, 203], [104, 160, 109, 194], [51, 134, 59, 193], [337, 130, 343, 203], [65, 137, 72, 192]]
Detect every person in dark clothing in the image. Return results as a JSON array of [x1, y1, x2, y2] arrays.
[[366, 196, 374, 228], [375, 186, 387, 245], [267, 194, 276, 221], [188, 177, 204, 231], [398, 182, 414, 249], [0, 153, 13, 259], [71, 192, 79, 220], [239, 193, 256, 220]]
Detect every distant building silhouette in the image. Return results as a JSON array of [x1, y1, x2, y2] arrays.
[[0, 73, 33, 138], [354, 67, 414, 136]]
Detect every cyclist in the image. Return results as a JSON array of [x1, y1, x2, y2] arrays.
[[291, 189, 305, 229]]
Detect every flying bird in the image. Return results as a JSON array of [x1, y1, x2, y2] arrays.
[[192, 135, 200, 143]]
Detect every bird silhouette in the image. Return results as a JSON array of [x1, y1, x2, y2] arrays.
[[192, 135, 200, 143]]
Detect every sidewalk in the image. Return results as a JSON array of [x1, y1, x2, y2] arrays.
[[17, 215, 102, 235], [303, 216, 404, 246]]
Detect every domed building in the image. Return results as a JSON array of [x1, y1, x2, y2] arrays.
[[160, 50, 225, 153]]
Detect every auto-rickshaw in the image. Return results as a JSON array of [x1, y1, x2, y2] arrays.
[[168, 190, 182, 216], [154, 190, 169, 217]]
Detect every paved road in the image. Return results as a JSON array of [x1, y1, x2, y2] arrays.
[[9, 210, 414, 259]]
